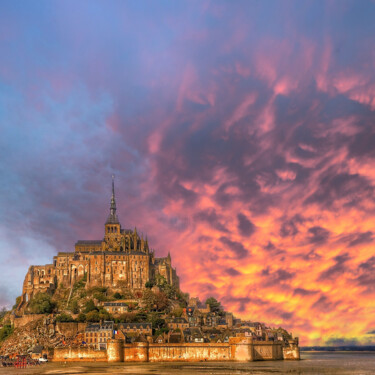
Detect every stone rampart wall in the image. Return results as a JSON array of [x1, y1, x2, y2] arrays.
[[253, 342, 283, 360], [52, 347, 107, 362], [148, 343, 231, 362], [53, 340, 300, 362], [13, 314, 45, 328], [282, 346, 300, 360], [55, 322, 87, 338]]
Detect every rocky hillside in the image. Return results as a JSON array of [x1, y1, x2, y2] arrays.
[[0, 317, 82, 356]]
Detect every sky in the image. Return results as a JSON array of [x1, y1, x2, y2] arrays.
[[1, 0, 375, 346]]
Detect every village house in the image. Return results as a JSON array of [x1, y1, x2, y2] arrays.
[[102, 302, 128, 315], [166, 317, 189, 330], [117, 322, 152, 337], [185, 306, 203, 327], [84, 321, 114, 350]]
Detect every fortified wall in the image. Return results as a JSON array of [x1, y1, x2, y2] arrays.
[[51, 338, 300, 362]]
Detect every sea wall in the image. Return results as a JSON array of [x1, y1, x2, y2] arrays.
[[51, 347, 107, 361], [108, 338, 298, 362], [148, 343, 231, 362], [282, 339, 300, 360], [253, 342, 283, 360], [52, 338, 299, 362]]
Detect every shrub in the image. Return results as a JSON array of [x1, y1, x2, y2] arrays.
[[135, 312, 148, 322], [171, 308, 183, 317], [0, 324, 13, 342], [113, 292, 122, 300], [205, 297, 223, 314], [56, 313, 75, 322], [117, 312, 136, 323], [77, 313, 86, 323], [29, 293, 55, 314], [145, 281, 154, 289], [84, 299, 98, 313], [71, 300, 79, 314], [12, 296, 21, 310], [86, 310, 100, 322], [98, 310, 112, 321], [151, 318, 166, 331], [93, 292, 107, 302], [89, 286, 107, 294], [154, 327, 169, 337], [73, 279, 85, 291], [0, 307, 8, 322]]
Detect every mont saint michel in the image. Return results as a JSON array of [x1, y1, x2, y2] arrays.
[[0, 179, 300, 363]]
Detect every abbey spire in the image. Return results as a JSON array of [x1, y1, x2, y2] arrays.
[[105, 175, 120, 224]]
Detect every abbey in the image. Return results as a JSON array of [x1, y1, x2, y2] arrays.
[[20, 177, 179, 305]]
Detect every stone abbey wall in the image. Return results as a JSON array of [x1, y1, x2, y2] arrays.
[[51, 338, 300, 362]]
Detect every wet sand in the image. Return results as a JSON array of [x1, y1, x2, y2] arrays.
[[2, 352, 375, 374]]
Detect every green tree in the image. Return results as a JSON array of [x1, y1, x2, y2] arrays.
[[117, 312, 137, 323], [0, 323, 13, 341], [0, 307, 8, 322], [56, 313, 75, 322], [93, 292, 108, 302], [12, 296, 22, 310], [154, 291, 169, 312], [155, 274, 167, 287], [171, 307, 183, 317], [98, 308, 113, 321], [29, 293, 55, 314], [113, 292, 122, 300], [71, 300, 79, 314], [135, 311, 148, 322], [150, 316, 166, 331], [77, 313, 86, 322], [205, 297, 223, 314], [86, 310, 100, 322], [145, 281, 154, 289], [84, 299, 98, 313], [142, 289, 156, 310], [154, 327, 169, 337]]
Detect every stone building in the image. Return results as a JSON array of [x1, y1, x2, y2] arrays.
[[84, 321, 114, 350], [103, 302, 128, 315], [166, 317, 189, 330], [19, 177, 179, 309], [117, 322, 152, 337]]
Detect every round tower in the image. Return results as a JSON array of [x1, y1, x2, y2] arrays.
[[107, 339, 124, 362]]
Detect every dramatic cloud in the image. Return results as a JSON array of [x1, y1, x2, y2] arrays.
[[1, 0, 375, 346]]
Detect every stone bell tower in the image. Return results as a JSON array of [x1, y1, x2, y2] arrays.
[[104, 175, 123, 251]]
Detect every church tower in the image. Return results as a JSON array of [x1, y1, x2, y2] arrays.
[[104, 175, 122, 250]]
